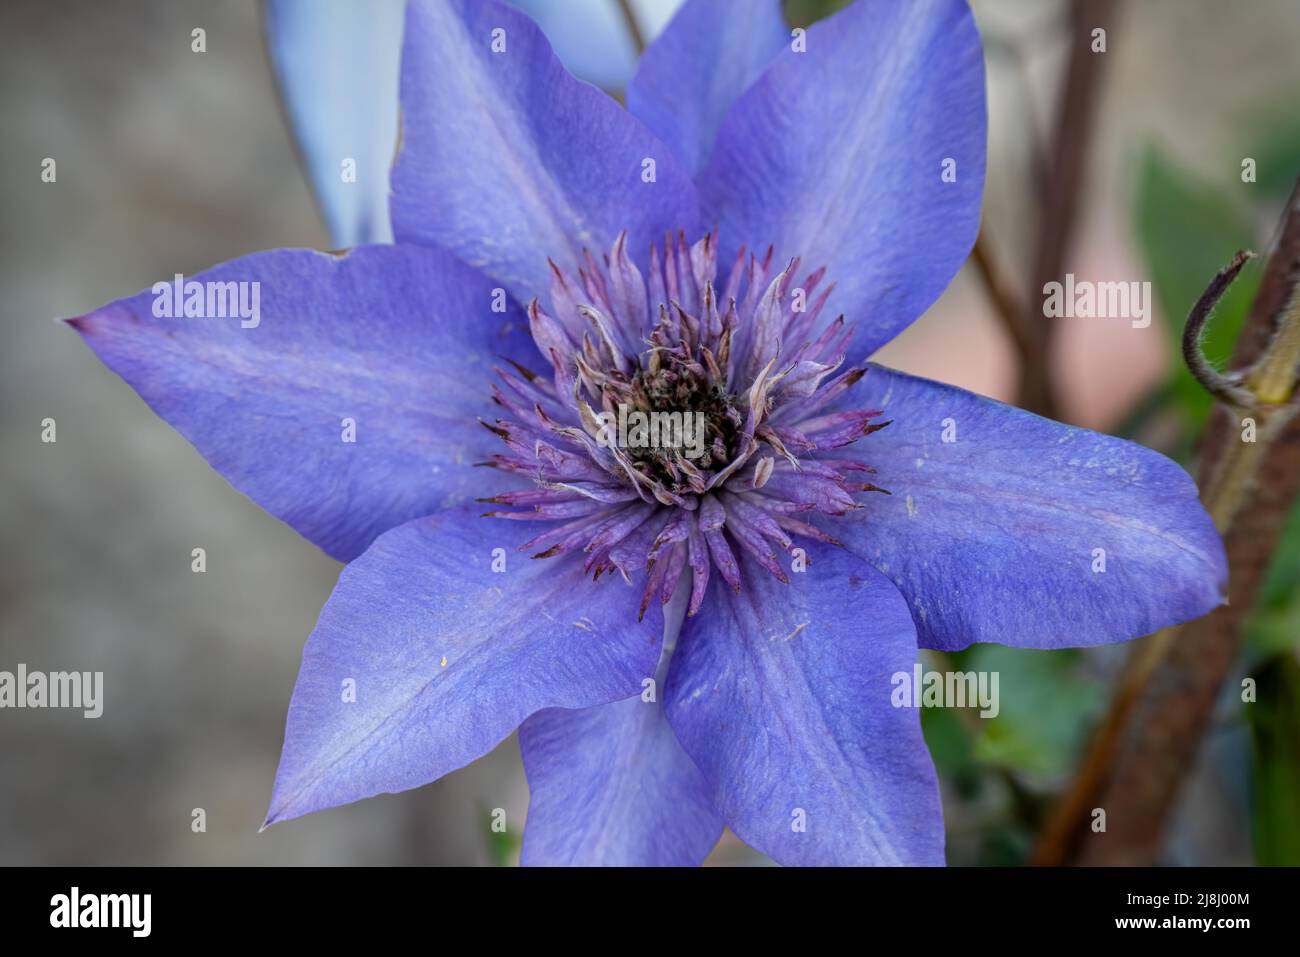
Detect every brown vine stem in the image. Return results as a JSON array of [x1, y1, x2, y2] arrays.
[[972, 228, 1035, 369], [615, 0, 646, 55], [1033, 180, 1300, 866], [1015, 0, 1116, 420]]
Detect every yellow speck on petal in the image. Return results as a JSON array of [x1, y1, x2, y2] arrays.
[[440, 656, 447, 668], [781, 622, 809, 642]]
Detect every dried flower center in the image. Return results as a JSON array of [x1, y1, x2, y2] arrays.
[[599, 342, 743, 488]]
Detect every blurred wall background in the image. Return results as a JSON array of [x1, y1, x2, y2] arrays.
[[1, 0, 1297, 865]]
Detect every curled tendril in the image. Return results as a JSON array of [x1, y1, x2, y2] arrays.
[[1181, 249, 1259, 410]]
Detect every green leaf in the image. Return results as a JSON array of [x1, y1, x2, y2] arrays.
[[1241, 111, 1300, 201], [1246, 655, 1300, 865], [782, 0, 851, 28], [922, 705, 983, 799], [479, 804, 520, 867], [1133, 147, 1258, 425], [1245, 493, 1300, 660], [964, 645, 1105, 777]]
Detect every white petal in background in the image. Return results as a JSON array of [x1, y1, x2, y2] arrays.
[[262, 0, 682, 248], [262, 0, 405, 246], [511, 0, 682, 90]]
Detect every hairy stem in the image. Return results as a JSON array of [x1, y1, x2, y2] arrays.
[[1248, 288, 1300, 403]]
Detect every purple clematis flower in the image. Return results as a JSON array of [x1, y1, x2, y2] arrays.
[[65, 0, 1226, 866]]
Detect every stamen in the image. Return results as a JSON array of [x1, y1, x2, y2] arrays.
[[482, 230, 889, 612]]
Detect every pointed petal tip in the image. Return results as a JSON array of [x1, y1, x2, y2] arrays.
[[259, 802, 284, 833], [260, 797, 306, 832], [60, 312, 95, 333]]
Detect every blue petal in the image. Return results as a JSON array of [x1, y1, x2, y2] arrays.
[[65, 244, 534, 562], [265, 507, 663, 826], [698, 0, 986, 358], [627, 0, 789, 175], [262, 0, 405, 247], [836, 365, 1228, 651], [664, 547, 944, 865], [391, 0, 700, 303], [519, 696, 722, 866]]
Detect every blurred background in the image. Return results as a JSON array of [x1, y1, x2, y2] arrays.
[[1, 0, 1297, 865]]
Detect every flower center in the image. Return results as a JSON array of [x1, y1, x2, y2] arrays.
[[480, 230, 887, 617], [602, 337, 742, 487]]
